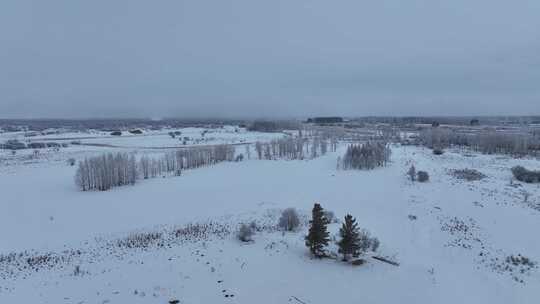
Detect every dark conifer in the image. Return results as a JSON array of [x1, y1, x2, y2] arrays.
[[305, 203, 330, 258], [338, 214, 361, 261]]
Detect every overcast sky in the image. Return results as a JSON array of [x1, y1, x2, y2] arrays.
[[1, 0, 539, 118]]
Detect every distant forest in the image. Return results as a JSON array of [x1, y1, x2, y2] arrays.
[[1, 116, 540, 133]]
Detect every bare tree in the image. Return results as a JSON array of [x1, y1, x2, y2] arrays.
[[407, 165, 416, 182], [278, 208, 300, 231], [237, 223, 254, 242]]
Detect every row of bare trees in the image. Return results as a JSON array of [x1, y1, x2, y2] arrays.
[[338, 142, 391, 170], [253, 137, 336, 160], [247, 120, 301, 133], [75, 145, 236, 191], [75, 153, 138, 191], [419, 128, 540, 156], [139, 144, 236, 179]]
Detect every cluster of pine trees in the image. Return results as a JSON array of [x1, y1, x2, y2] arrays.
[[305, 203, 379, 261], [338, 142, 391, 170], [254, 137, 335, 160], [75, 144, 236, 191]]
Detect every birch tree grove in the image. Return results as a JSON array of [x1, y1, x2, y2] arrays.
[[75, 144, 236, 191], [75, 153, 137, 191], [339, 142, 391, 170], [253, 137, 331, 160], [419, 128, 540, 157]]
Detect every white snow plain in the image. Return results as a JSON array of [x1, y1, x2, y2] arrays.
[[1, 130, 539, 303]]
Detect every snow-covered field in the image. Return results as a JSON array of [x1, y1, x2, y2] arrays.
[[0, 126, 283, 169], [1, 129, 539, 303], [0, 126, 283, 149]]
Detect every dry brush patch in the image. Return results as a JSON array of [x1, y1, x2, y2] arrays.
[[0, 221, 232, 282], [438, 215, 537, 283], [0, 209, 307, 283], [449, 168, 487, 181]]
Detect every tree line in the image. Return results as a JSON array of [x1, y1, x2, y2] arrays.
[[75, 153, 138, 191], [338, 142, 391, 170], [75, 144, 236, 191], [254, 137, 336, 160], [419, 128, 540, 157], [139, 144, 235, 179], [247, 120, 301, 133], [75, 136, 339, 191]]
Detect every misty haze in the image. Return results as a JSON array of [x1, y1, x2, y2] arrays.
[[1, 1, 539, 303]]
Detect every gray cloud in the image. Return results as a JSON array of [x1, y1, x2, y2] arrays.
[[1, 0, 539, 118]]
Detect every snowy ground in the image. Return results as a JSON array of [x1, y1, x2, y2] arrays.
[[1, 133, 540, 303], [0, 126, 284, 149], [0, 126, 284, 171]]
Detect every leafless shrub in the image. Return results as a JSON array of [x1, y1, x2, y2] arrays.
[[73, 265, 81, 276], [351, 259, 365, 266], [278, 208, 300, 231], [451, 169, 486, 181], [432, 148, 444, 155], [73, 265, 88, 276], [506, 255, 535, 268], [417, 171, 429, 182], [522, 191, 530, 203], [358, 229, 380, 253], [512, 166, 540, 183], [323, 210, 338, 223], [237, 223, 255, 242]]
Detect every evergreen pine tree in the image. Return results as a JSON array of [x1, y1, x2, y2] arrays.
[[305, 203, 330, 258], [338, 214, 361, 261]]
